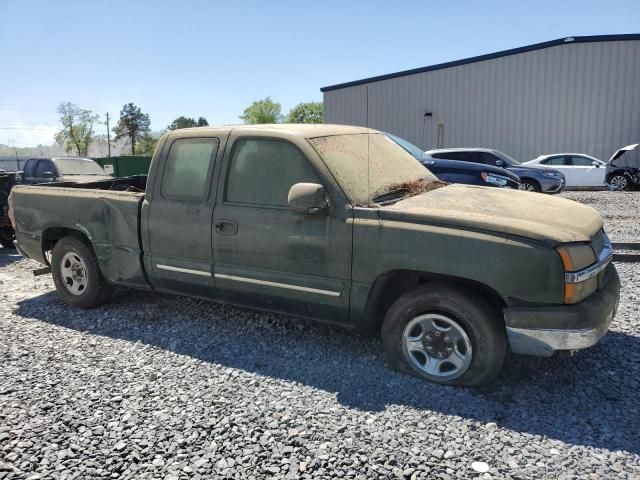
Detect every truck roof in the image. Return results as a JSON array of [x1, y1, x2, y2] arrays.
[[169, 123, 375, 139]]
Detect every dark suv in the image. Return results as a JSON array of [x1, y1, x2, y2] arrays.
[[425, 148, 565, 194], [22, 157, 111, 184]]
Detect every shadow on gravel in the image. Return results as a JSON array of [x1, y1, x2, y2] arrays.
[[15, 289, 640, 455], [0, 249, 22, 267]]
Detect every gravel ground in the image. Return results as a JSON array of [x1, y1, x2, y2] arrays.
[[562, 190, 640, 242], [1, 192, 639, 480]]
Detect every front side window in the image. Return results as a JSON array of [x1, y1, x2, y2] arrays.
[[571, 156, 594, 166], [161, 138, 219, 200], [226, 138, 319, 207]]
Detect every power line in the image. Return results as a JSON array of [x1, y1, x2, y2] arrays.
[[0, 126, 55, 131]]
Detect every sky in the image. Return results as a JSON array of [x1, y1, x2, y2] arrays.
[[1, 0, 638, 147]]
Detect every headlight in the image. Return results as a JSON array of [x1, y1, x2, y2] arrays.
[[556, 243, 597, 304], [543, 171, 563, 178], [480, 171, 509, 186]]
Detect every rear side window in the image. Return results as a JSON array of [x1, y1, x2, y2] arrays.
[[161, 138, 219, 200], [226, 138, 319, 207]]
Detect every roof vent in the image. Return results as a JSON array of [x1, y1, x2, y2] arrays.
[[564, 37, 575, 42]]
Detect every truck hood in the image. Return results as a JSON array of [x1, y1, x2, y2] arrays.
[[381, 184, 602, 243]]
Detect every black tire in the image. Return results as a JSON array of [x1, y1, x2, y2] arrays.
[[51, 236, 114, 308], [0, 228, 14, 249], [381, 283, 506, 387], [607, 174, 629, 191], [520, 179, 541, 193]]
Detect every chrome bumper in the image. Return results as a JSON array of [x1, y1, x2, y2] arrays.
[[507, 296, 618, 357]]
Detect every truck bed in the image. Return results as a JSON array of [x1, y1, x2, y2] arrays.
[[11, 179, 149, 289]]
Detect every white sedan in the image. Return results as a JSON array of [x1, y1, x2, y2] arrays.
[[522, 153, 606, 187]]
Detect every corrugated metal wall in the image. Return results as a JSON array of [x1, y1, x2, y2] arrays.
[[323, 40, 640, 161]]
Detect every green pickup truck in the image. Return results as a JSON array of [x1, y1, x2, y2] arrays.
[[10, 124, 620, 386]]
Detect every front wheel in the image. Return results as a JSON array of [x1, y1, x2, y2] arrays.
[[608, 175, 629, 191], [381, 284, 506, 387], [51, 236, 114, 308], [520, 180, 541, 192]]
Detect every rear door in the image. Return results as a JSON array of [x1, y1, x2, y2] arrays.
[[212, 133, 352, 322], [142, 134, 226, 296], [541, 156, 574, 185]]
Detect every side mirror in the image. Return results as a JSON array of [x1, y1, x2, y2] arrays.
[[288, 183, 328, 214], [495, 159, 505, 167], [42, 171, 55, 179], [592, 161, 600, 168]]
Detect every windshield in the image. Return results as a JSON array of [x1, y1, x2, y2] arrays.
[[494, 150, 521, 165], [308, 133, 437, 205], [55, 158, 107, 175], [385, 133, 429, 160]]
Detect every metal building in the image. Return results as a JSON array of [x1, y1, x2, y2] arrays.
[[322, 34, 640, 161]]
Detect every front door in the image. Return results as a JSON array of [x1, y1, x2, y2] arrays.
[[142, 136, 223, 296], [569, 156, 605, 186], [212, 134, 352, 323]]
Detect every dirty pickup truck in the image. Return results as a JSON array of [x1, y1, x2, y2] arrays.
[[10, 125, 620, 386]]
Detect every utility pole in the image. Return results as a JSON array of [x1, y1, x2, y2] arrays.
[[106, 112, 111, 157]]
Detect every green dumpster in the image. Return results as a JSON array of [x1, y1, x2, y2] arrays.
[[93, 156, 152, 177]]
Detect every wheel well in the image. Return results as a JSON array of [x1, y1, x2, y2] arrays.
[[42, 227, 91, 264], [364, 270, 507, 334]]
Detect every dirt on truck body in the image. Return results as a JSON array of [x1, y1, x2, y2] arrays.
[[10, 124, 620, 387]]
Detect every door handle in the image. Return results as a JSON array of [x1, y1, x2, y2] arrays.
[[215, 220, 238, 235]]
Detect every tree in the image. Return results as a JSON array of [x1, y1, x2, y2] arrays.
[[167, 116, 209, 130], [54, 102, 99, 156], [286, 101, 323, 124], [239, 97, 282, 124], [135, 133, 159, 155], [112, 103, 151, 154]]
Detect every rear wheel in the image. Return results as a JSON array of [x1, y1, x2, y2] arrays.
[[0, 228, 14, 249], [381, 284, 506, 387], [51, 236, 114, 308], [520, 179, 541, 192], [608, 175, 629, 191]]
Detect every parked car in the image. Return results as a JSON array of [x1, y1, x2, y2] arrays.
[[523, 154, 606, 188], [425, 148, 565, 193], [10, 124, 619, 387], [22, 157, 112, 184], [386, 133, 521, 189], [605, 144, 640, 190]]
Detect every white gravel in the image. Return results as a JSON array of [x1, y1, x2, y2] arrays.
[[1, 191, 639, 479]]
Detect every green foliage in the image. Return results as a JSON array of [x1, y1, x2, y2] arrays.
[[54, 102, 99, 156], [167, 116, 209, 130], [135, 133, 159, 155], [239, 97, 282, 124], [112, 103, 151, 155], [286, 102, 323, 124]]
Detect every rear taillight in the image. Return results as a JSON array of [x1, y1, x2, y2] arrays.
[[8, 191, 15, 229]]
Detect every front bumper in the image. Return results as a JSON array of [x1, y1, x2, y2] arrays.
[[504, 264, 620, 356], [541, 177, 565, 194]]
